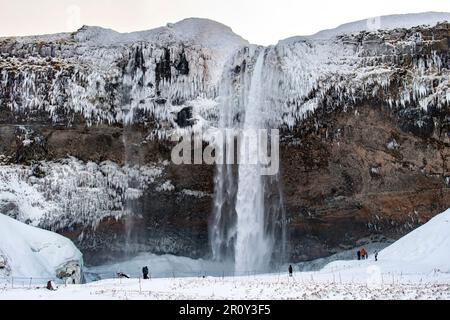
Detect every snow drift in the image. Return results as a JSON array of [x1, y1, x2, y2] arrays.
[[322, 208, 450, 274], [0, 213, 83, 282], [378, 208, 450, 271]]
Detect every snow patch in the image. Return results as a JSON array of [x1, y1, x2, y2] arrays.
[[0, 213, 83, 282]]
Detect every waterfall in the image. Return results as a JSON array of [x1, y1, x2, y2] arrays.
[[234, 50, 272, 274], [210, 47, 287, 274]]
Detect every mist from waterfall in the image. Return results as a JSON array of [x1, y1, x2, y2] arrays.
[[210, 46, 287, 274]]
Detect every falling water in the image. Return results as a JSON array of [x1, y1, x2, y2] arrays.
[[211, 47, 286, 274], [234, 50, 273, 274]]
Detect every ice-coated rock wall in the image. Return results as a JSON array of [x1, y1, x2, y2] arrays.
[[1, 18, 448, 135], [0, 19, 248, 134], [0, 157, 166, 229], [0, 15, 449, 264]]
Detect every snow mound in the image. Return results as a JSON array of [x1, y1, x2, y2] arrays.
[[378, 208, 450, 270], [0, 214, 83, 281], [169, 18, 248, 49], [322, 208, 450, 274]]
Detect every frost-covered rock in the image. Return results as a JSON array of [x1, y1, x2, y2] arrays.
[[0, 157, 166, 229], [0, 18, 248, 132], [0, 213, 83, 283], [223, 20, 450, 130], [0, 255, 7, 269], [387, 139, 400, 150], [1, 15, 448, 136]]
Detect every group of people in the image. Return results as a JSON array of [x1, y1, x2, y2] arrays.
[[357, 248, 368, 260], [357, 248, 379, 261]]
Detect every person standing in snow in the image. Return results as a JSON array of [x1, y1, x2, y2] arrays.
[[374, 251, 378, 261], [71, 270, 76, 284], [288, 264, 293, 277], [360, 248, 367, 260], [142, 266, 149, 279], [357, 250, 361, 260]]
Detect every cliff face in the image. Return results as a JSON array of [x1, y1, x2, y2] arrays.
[[0, 17, 449, 264], [282, 103, 450, 260]]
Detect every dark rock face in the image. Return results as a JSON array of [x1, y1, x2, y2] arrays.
[[14, 126, 48, 163], [175, 50, 190, 75], [281, 104, 450, 260], [0, 120, 215, 265], [155, 48, 172, 90], [63, 177, 213, 265], [176, 107, 194, 128], [2, 100, 449, 264]]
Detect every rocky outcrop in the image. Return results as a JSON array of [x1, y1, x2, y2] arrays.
[[282, 103, 450, 260]]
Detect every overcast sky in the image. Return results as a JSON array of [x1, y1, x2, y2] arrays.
[[1, 0, 449, 45]]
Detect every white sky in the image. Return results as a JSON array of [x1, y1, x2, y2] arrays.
[[1, 0, 449, 45]]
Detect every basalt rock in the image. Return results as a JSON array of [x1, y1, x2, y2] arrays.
[[281, 104, 450, 260], [176, 107, 194, 128]]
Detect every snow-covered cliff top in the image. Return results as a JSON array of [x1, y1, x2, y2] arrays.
[[281, 12, 450, 44], [0, 13, 448, 132], [74, 18, 248, 49], [2, 17, 248, 50]]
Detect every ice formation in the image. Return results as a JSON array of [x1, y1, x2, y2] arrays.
[[0, 157, 166, 229], [0, 15, 448, 135]]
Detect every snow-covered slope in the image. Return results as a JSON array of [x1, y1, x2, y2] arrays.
[[308, 12, 450, 40], [322, 208, 450, 274], [0, 213, 83, 282], [72, 17, 247, 49], [378, 208, 450, 271]]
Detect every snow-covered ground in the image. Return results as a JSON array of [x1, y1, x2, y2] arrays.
[[1, 208, 450, 300], [0, 214, 83, 283], [85, 253, 233, 281], [295, 241, 392, 272], [1, 268, 449, 300]]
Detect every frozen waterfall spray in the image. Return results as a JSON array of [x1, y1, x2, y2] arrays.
[[210, 47, 287, 274]]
